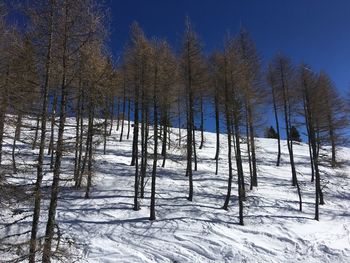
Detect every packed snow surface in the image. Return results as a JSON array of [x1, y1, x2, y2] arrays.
[[1, 119, 350, 262]]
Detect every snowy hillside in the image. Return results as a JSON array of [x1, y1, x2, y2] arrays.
[[1, 119, 350, 262]]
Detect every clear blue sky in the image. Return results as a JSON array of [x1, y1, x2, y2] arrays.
[[108, 0, 350, 94]]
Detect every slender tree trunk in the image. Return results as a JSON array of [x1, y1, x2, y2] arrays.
[[140, 100, 149, 198], [0, 66, 9, 166], [120, 79, 126, 142], [103, 99, 108, 155], [271, 82, 281, 166], [85, 104, 94, 198], [132, 73, 140, 209], [247, 105, 257, 187], [192, 124, 197, 171], [48, 93, 56, 155], [223, 95, 233, 210], [131, 95, 139, 166], [49, 93, 58, 170], [199, 95, 204, 149], [42, 5, 68, 260], [12, 114, 22, 174], [161, 111, 167, 167], [108, 97, 114, 136], [178, 98, 181, 147], [150, 65, 158, 220], [329, 121, 336, 167], [308, 140, 315, 182], [29, 6, 53, 261], [74, 85, 82, 184], [303, 100, 315, 183], [116, 97, 120, 131], [0, 109, 5, 165], [32, 116, 40, 150], [245, 113, 253, 190], [185, 39, 194, 201], [214, 88, 220, 175], [76, 89, 85, 189], [12, 133, 17, 174], [15, 114, 22, 141], [127, 98, 131, 140], [234, 115, 245, 225], [167, 125, 170, 150], [280, 66, 297, 187]]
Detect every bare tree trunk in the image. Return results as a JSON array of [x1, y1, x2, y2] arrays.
[[214, 88, 220, 175], [32, 116, 40, 150], [48, 93, 57, 170], [303, 100, 315, 183], [0, 66, 9, 166], [150, 67, 158, 220], [245, 113, 253, 190], [140, 99, 149, 199], [76, 89, 85, 189], [103, 99, 108, 155], [234, 115, 245, 225], [29, 6, 53, 260], [108, 97, 114, 136], [223, 93, 233, 210], [186, 85, 194, 201], [116, 97, 120, 131], [132, 77, 140, 209], [15, 114, 22, 141], [127, 98, 131, 140], [74, 83, 82, 184], [167, 125, 170, 150], [131, 95, 139, 166], [85, 104, 94, 198], [271, 81, 281, 166], [192, 125, 197, 171], [12, 114, 22, 174], [329, 122, 336, 167], [161, 111, 167, 167], [280, 65, 298, 187], [42, 5, 68, 260], [247, 105, 257, 187], [120, 79, 126, 142], [199, 95, 204, 149]]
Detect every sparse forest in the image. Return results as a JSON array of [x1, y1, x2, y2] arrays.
[[0, 1, 349, 262]]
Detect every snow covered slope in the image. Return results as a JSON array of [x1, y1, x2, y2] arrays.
[[1, 119, 350, 262]]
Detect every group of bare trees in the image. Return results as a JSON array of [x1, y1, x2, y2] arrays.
[[267, 55, 348, 219], [0, 2, 349, 261], [0, 1, 114, 262]]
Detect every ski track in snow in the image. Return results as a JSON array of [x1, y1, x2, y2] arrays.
[[1, 118, 350, 262]]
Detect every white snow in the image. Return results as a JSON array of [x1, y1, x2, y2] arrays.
[[1, 118, 350, 262]]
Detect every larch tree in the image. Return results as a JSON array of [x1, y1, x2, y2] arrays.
[[267, 63, 282, 166], [179, 18, 206, 201], [317, 72, 348, 168], [299, 65, 326, 220], [124, 22, 152, 210], [270, 54, 302, 211], [234, 29, 261, 189], [42, 1, 106, 261]]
